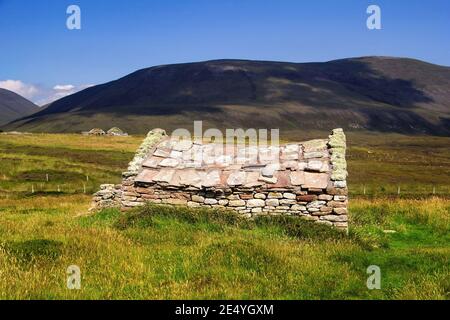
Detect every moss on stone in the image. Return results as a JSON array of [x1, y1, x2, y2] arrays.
[[124, 128, 167, 176], [331, 169, 348, 181], [328, 128, 347, 182]]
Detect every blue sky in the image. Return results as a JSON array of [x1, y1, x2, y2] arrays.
[[0, 0, 449, 105]]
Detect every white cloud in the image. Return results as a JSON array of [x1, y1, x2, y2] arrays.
[[53, 84, 75, 91], [0, 80, 95, 106], [0, 80, 39, 100], [36, 84, 94, 106]]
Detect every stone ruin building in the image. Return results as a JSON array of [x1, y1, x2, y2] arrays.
[[82, 127, 129, 136], [87, 128, 106, 136], [107, 127, 129, 136], [91, 128, 349, 231]]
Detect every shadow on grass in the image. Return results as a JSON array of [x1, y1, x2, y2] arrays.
[[113, 204, 347, 242], [2, 239, 63, 265]]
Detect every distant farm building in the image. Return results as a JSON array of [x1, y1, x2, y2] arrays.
[[87, 128, 106, 136], [81, 128, 128, 136], [107, 127, 128, 136], [91, 128, 349, 231]]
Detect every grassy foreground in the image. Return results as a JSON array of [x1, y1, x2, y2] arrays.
[[0, 132, 449, 299], [0, 198, 448, 299]]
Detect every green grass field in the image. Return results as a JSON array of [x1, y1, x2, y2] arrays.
[[0, 132, 449, 299]]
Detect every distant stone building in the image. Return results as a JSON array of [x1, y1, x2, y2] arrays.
[[91, 128, 349, 231], [87, 128, 106, 136], [107, 127, 128, 136]]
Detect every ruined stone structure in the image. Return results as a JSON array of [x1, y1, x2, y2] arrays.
[[91, 128, 349, 231], [107, 127, 129, 136], [88, 128, 106, 136], [82, 127, 128, 136]]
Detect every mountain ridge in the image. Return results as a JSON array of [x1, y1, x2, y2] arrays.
[[0, 88, 39, 126], [3, 56, 450, 135]]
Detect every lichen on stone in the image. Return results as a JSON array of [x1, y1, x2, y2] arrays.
[[328, 129, 346, 149], [328, 128, 347, 181], [123, 128, 167, 177]]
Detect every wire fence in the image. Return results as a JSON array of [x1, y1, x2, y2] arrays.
[[349, 184, 450, 198], [0, 173, 115, 199], [1, 172, 449, 199], [9, 183, 450, 198]]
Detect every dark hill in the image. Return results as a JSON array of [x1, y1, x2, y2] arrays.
[[3, 57, 450, 135], [0, 88, 38, 126]]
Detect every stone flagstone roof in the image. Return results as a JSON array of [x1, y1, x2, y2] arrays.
[[132, 129, 347, 191]]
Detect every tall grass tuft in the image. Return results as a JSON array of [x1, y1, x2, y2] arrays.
[[115, 204, 347, 241]]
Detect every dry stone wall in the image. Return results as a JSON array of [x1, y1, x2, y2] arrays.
[[91, 128, 349, 231], [90, 184, 122, 210]]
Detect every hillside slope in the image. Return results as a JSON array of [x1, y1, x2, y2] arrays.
[[3, 57, 450, 135], [0, 88, 38, 126]]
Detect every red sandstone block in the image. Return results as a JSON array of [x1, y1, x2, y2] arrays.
[[308, 188, 324, 194], [136, 187, 155, 194], [141, 194, 160, 199], [240, 194, 254, 200], [172, 193, 190, 200], [296, 195, 317, 202], [268, 171, 290, 188]]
